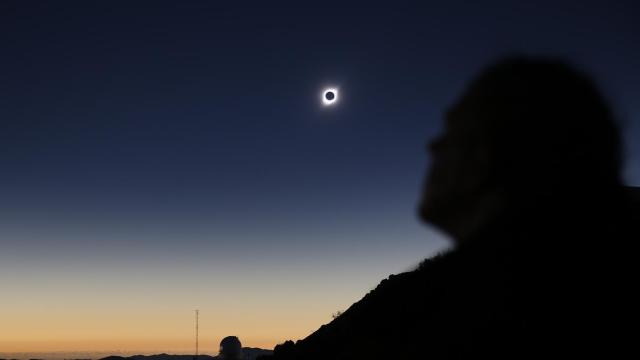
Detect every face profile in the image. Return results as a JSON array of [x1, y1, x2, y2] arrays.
[[419, 56, 624, 245], [419, 100, 495, 242]]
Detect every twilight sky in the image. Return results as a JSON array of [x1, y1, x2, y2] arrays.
[[1, 0, 639, 355]]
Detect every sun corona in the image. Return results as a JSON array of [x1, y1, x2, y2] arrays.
[[321, 88, 339, 106]]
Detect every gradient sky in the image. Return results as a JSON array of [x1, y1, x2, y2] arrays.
[[1, 0, 639, 355]]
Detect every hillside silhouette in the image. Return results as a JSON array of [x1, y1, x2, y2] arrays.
[[260, 187, 638, 360], [260, 57, 637, 359], [100, 348, 271, 360]]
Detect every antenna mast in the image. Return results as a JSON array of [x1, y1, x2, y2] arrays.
[[195, 309, 199, 360]]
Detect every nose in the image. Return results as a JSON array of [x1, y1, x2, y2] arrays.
[[428, 135, 445, 154]]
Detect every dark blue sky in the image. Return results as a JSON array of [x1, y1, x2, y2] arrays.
[[2, 0, 639, 229], [1, 0, 639, 351]]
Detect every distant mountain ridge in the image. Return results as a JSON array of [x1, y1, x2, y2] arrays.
[[100, 348, 271, 360]]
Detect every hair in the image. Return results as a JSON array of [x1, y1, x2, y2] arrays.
[[461, 56, 623, 205]]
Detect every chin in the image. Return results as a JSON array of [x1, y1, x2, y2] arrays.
[[418, 189, 456, 233], [418, 193, 438, 224]]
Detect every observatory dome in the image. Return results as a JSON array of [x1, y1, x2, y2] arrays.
[[219, 336, 242, 360]]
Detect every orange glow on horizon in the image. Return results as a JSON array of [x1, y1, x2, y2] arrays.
[[0, 337, 280, 354]]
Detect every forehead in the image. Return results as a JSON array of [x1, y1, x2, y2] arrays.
[[445, 80, 498, 126], [444, 98, 474, 129], [442, 97, 494, 141]]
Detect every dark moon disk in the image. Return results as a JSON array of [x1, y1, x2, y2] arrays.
[[325, 91, 335, 101]]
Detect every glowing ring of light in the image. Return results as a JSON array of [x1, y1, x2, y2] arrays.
[[322, 88, 339, 106]]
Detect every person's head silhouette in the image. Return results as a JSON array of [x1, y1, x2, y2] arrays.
[[419, 56, 624, 243]]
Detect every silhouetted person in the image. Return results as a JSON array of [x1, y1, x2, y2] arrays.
[[263, 56, 635, 360], [416, 56, 635, 357]]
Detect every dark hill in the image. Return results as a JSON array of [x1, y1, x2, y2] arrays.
[[100, 355, 213, 360], [100, 348, 271, 360], [260, 187, 639, 359]]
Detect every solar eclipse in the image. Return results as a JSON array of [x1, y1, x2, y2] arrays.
[[322, 88, 339, 106]]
